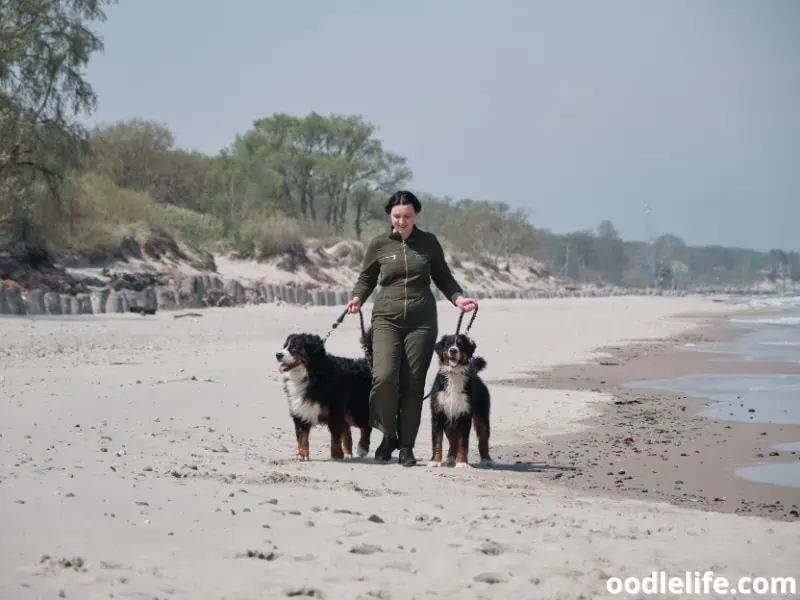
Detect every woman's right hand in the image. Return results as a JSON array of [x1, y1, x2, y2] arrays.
[[346, 297, 362, 314]]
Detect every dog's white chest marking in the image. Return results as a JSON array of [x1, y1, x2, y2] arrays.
[[441, 369, 470, 421], [281, 366, 321, 424]]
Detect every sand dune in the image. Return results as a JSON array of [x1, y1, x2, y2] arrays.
[[1, 297, 798, 599]]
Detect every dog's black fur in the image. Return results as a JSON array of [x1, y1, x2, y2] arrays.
[[129, 306, 157, 316], [428, 333, 493, 468], [276, 328, 373, 460]]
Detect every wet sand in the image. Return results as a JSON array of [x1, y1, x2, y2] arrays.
[[495, 313, 800, 522]]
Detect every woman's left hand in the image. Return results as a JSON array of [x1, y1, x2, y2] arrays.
[[456, 296, 478, 312]]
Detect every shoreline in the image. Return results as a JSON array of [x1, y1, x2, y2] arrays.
[[494, 310, 800, 522]]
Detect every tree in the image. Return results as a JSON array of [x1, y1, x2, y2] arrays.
[[593, 219, 626, 283], [596, 219, 618, 240], [656, 263, 675, 288], [151, 148, 219, 211], [562, 230, 596, 280], [440, 200, 536, 270], [1, 0, 116, 244], [218, 112, 411, 238], [789, 253, 800, 282], [213, 147, 254, 237], [490, 203, 535, 271], [87, 118, 174, 192], [87, 118, 219, 210]]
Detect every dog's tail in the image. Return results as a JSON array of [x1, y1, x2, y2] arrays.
[[360, 326, 373, 356], [471, 356, 487, 373]]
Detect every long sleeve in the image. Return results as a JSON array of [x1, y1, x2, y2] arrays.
[[429, 234, 464, 305], [351, 237, 380, 302]]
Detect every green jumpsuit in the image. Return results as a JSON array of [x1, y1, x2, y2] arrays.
[[351, 225, 464, 449]]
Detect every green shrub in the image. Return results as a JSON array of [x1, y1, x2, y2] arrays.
[[158, 203, 224, 250]]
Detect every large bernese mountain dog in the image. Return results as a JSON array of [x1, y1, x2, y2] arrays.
[[427, 332, 493, 468], [276, 328, 373, 461]]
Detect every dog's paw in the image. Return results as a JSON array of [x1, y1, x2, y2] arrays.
[[356, 446, 369, 458], [427, 460, 443, 468], [295, 454, 309, 461], [455, 462, 472, 469], [479, 458, 495, 467], [343, 453, 353, 460], [444, 456, 456, 467]]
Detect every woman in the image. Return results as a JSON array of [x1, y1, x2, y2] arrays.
[[346, 190, 478, 467]]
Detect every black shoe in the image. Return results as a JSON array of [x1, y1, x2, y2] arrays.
[[398, 447, 416, 467], [374, 434, 398, 462]]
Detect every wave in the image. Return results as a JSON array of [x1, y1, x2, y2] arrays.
[[741, 295, 800, 309], [730, 316, 800, 326]]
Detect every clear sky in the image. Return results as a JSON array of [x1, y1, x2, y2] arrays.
[[83, 0, 799, 251]]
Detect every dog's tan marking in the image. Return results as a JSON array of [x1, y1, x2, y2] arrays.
[[429, 428, 444, 467], [296, 430, 310, 460], [330, 434, 345, 460], [341, 427, 354, 458], [474, 415, 492, 464], [455, 439, 469, 466]]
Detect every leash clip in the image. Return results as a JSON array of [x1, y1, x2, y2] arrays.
[[323, 308, 349, 342]]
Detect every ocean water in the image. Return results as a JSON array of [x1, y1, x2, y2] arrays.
[[735, 461, 800, 489], [628, 373, 800, 425], [627, 295, 800, 490], [683, 295, 800, 365]]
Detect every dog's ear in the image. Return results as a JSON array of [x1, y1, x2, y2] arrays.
[[306, 335, 326, 361], [433, 336, 447, 356], [464, 335, 477, 355]]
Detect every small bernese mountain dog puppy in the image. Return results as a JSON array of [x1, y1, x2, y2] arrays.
[[428, 333, 493, 468], [276, 329, 373, 461]]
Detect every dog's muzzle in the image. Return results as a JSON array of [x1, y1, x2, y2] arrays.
[[276, 349, 298, 372], [446, 346, 461, 367]]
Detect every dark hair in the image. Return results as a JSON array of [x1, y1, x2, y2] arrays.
[[384, 190, 422, 215]]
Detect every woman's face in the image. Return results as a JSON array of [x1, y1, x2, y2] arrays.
[[390, 203, 416, 237]]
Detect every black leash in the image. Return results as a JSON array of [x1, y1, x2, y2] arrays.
[[358, 309, 373, 370], [454, 304, 479, 337], [322, 308, 349, 343], [323, 307, 374, 370], [421, 306, 480, 400]]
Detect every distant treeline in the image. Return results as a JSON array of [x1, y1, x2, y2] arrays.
[[2, 0, 796, 288]]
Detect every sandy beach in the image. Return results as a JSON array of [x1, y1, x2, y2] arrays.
[[501, 313, 800, 522], [2, 296, 799, 599]]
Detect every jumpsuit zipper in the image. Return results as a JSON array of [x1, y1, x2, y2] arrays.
[[401, 239, 409, 320]]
